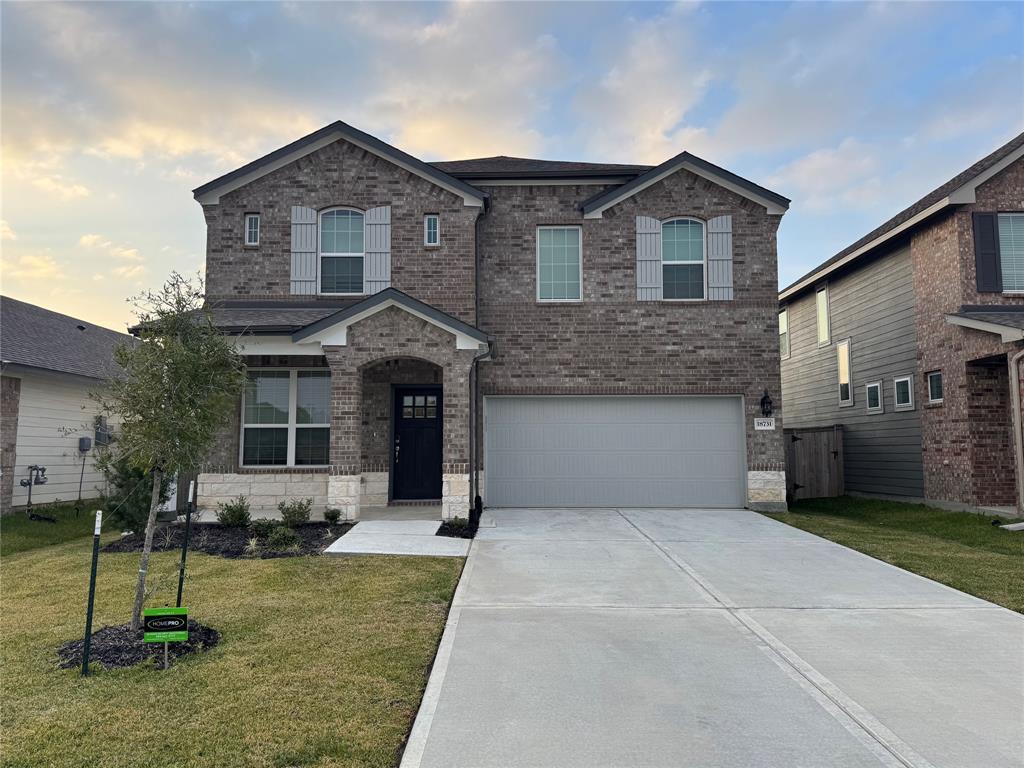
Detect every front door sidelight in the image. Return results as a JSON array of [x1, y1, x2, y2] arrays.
[[392, 387, 442, 500]]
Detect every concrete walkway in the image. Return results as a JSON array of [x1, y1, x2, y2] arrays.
[[401, 508, 1023, 768], [324, 520, 469, 557]]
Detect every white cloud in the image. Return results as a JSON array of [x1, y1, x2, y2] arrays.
[[767, 138, 882, 211], [78, 234, 143, 262], [112, 263, 146, 279], [0, 220, 16, 241], [3, 252, 64, 280]]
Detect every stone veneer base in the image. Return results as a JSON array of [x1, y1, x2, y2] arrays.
[[746, 470, 787, 512], [197, 473, 329, 515], [441, 473, 470, 520], [328, 474, 361, 521]]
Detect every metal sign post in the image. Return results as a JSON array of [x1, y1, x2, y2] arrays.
[[81, 510, 102, 677], [175, 481, 196, 608]]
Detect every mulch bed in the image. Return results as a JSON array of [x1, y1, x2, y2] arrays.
[[436, 520, 477, 539], [58, 620, 220, 670], [102, 522, 352, 559]]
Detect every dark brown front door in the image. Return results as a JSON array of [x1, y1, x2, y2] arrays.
[[393, 387, 442, 500]]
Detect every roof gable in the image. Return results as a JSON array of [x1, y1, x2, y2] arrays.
[[581, 151, 790, 218], [431, 156, 652, 179], [193, 121, 487, 207]]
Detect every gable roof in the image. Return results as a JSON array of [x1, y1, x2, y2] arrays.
[[945, 305, 1024, 343], [581, 151, 791, 218], [193, 121, 487, 207], [431, 156, 652, 179], [780, 131, 1024, 302], [0, 296, 132, 380]]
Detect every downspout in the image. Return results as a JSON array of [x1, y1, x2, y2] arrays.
[[469, 199, 489, 504], [1009, 347, 1024, 514]]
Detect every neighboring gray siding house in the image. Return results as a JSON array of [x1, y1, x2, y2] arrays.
[[0, 297, 131, 514], [190, 119, 791, 520], [780, 132, 1024, 512]]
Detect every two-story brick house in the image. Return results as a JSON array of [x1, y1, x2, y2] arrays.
[[780, 132, 1024, 513], [192, 120, 790, 520]]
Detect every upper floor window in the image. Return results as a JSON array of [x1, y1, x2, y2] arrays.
[[424, 214, 440, 246], [998, 213, 1024, 292], [927, 370, 943, 404], [837, 338, 852, 406], [866, 381, 883, 414], [779, 308, 790, 359], [245, 213, 260, 246], [320, 208, 364, 294], [662, 218, 705, 300], [537, 226, 581, 301], [816, 285, 830, 345]]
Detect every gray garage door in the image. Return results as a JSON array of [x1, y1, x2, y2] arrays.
[[484, 396, 746, 508]]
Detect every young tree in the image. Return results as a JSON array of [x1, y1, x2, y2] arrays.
[[98, 273, 245, 630]]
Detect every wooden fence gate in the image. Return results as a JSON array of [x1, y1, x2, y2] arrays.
[[783, 425, 844, 501]]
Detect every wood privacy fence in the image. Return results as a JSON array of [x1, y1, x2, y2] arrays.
[[783, 425, 844, 501]]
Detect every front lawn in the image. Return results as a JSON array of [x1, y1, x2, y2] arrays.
[[1, 535, 462, 767], [767, 496, 1024, 612], [1, 501, 98, 556]]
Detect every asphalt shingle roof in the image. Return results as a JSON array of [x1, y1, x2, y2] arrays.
[[0, 296, 132, 380], [204, 303, 359, 334], [950, 305, 1024, 331], [431, 156, 653, 178]]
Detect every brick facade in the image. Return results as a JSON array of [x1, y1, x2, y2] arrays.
[[1, 376, 21, 515], [913, 158, 1024, 507]]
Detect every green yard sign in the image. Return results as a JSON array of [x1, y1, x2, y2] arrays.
[[143, 607, 188, 643]]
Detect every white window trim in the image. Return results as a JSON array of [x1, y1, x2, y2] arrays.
[[866, 381, 883, 415], [816, 284, 831, 347], [318, 206, 365, 296], [894, 374, 915, 411], [239, 368, 330, 468], [926, 370, 944, 404], [244, 213, 260, 246], [661, 217, 708, 302], [837, 338, 853, 407], [536, 225, 583, 303], [779, 308, 791, 360], [424, 214, 440, 247]]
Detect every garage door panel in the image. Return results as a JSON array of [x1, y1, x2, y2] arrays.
[[485, 396, 745, 508]]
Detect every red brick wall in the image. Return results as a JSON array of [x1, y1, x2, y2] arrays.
[[914, 157, 1024, 505], [967, 362, 1015, 505], [1, 376, 21, 515]]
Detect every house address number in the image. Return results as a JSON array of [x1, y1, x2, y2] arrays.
[[754, 417, 776, 431]]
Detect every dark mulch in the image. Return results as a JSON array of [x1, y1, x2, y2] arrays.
[[57, 620, 220, 670], [102, 522, 352, 559], [437, 519, 477, 539]]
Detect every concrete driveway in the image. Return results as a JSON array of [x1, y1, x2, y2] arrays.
[[401, 508, 1024, 768]]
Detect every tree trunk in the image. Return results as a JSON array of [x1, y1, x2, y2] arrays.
[[130, 467, 164, 631]]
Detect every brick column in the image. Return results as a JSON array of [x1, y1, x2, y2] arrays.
[[441, 354, 474, 520], [324, 348, 362, 521], [1, 376, 21, 516]]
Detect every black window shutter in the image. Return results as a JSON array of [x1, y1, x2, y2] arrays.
[[973, 212, 1002, 292]]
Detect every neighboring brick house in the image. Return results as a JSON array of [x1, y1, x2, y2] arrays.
[[779, 133, 1024, 513], [0, 297, 130, 514], [193, 120, 791, 520]]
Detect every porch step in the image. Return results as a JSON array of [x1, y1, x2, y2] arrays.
[[324, 520, 469, 557]]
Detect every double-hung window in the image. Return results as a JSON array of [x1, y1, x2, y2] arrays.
[[242, 370, 330, 466], [816, 285, 830, 345], [245, 213, 260, 246], [662, 218, 706, 300], [779, 308, 790, 359], [998, 213, 1024, 292], [320, 208, 364, 294], [537, 226, 581, 301], [837, 339, 852, 406]]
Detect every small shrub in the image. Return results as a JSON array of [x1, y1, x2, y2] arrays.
[[243, 537, 261, 558], [249, 518, 278, 539], [324, 508, 341, 525], [266, 525, 300, 550], [277, 498, 312, 527], [216, 496, 251, 527]]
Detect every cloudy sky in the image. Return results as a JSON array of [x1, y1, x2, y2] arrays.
[[2, 1, 1022, 331]]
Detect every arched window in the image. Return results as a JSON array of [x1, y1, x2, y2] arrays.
[[319, 208, 364, 294], [661, 218, 706, 300]]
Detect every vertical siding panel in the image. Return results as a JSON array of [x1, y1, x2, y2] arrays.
[[707, 215, 733, 301], [636, 216, 662, 301], [363, 205, 391, 294], [290, 206, 318, 295]]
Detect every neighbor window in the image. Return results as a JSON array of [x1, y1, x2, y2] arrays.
[[816, 285, 830, 345], [662, 218, 706, 300], [242, 370, 330, 466], [998, 213, 1024, 292], [245, 213, 260, 246], [894, 375, 914, 411], [837, 339, 852, 406], [779, 308, 790, 359], [424, 214, 439, 246], [866, 381, 883, 414], [537, 226, 581, 301], [320, 208, 364, 294], [927, 370, 944, 404]]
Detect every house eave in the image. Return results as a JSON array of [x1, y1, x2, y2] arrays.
[[944, 314, 1024, 343]]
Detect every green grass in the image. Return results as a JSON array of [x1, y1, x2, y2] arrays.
[[1, 534, 462, 767], [767, 496, 1024, 612], [1, 501, 100, 556]]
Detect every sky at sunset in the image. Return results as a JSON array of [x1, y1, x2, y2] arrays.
[[2, 1, 1022, 332]]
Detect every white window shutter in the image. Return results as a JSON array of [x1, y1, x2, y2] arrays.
[[707, 215, 733, 300], [290, 206, 317, 295], [636, 216, 662, 301], [363, 206, 391, 294]]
